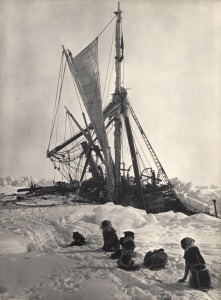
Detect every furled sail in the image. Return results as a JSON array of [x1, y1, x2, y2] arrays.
[[68, 39, 115, 198]]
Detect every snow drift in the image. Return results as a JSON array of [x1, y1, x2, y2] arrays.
[[0, 202, 220, 300]]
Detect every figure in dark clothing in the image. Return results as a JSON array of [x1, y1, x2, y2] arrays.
[[67, 231, 86, 247], [178, 237, 211, 289], [101, 220, 120, 252]]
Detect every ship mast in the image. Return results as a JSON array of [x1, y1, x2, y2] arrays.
[[114, 2, 144, 207], [113, 2, 123, 203]]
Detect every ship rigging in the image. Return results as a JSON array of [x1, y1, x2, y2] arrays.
[[46, 2, 186, 214]]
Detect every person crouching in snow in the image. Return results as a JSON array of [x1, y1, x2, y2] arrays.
[[117, 231, 139, 270], [178, 237, 211, 289], [67, 231, 86, 247], [101, 220, 120, 252]]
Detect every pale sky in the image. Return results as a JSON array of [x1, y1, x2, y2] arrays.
[[0, 0, 220, 186]]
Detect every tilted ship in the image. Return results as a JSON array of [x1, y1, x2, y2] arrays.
[[44, 3, 213, 216]]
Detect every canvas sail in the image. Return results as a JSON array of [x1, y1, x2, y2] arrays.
[[69, 39, 115, 198]]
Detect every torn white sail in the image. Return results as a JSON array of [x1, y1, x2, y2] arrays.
[[69, 39, 115, 198]]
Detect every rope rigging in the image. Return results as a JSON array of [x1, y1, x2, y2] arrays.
[[47, 14, 118, 184], [130, 117, 152, 170], [48, 52, 66, 151], [126, 96, 174, 189], [97, 16, 116, 39], [102, 27, 116, 106], [104, 58, 115, 108], [47, 6, 173, 198]]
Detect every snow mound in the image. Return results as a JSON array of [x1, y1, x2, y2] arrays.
[[93, 203, 155, 230], [0, 231, 28, 254]]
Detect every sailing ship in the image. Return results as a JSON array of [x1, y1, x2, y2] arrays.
[[45, 3, 198, 214]]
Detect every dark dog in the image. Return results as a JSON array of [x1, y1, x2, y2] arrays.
[[124, 231, 135, 240], [178, 237, 211, 289], [111, 237, 125, 259], [143, 248, 168, 270], [67, 231, 86, 247], [117, 231, 139, 270], [111, 231, 135, 259], [101, 220, 120, 252]]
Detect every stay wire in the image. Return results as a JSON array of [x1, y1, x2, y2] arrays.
[[54, 60, 67, 149], [97, 16, 116, 39], [129, 112, 152, 169], [104, 56, 115, 108], [67, 115, 81, 176], [102, 26, 116, 105], [63, 114, 71, 177], [48, 52, 65, 150], [48, 53, 63, 150]]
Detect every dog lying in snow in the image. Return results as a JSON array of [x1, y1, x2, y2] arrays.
[[143, 248, 168, 270], [67, 231, 86, 247]]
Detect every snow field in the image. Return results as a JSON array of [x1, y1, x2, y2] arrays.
[[0, 203, 220, 299]]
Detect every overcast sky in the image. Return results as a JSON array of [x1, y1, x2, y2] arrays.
[[0, 0, 220, 186]]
